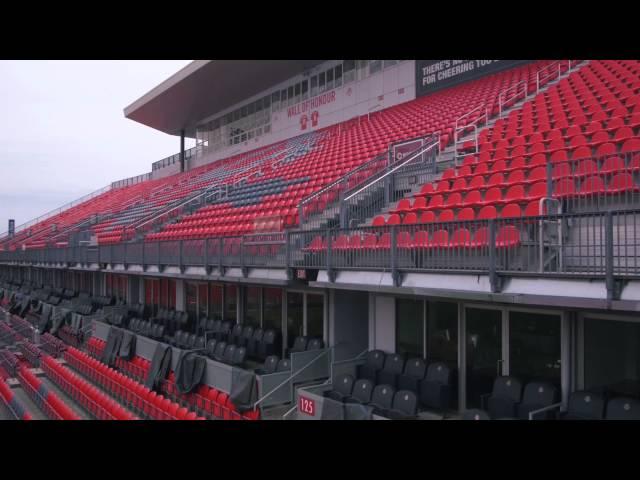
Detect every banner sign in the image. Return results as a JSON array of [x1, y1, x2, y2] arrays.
[[416, 60, 529, 97]]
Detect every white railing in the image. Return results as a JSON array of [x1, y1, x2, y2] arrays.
[[498, 80, 528, 118]]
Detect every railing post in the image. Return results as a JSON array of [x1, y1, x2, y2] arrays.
[[240, 236, 247, 277], [203, 238, 209, 272], [605, 211, 615, 302], [390, 225, 399, 287], [178, 240, 183, 272], [141, 241, 145, 270], [326, 229, 334, 283], [285, 230, 291, 271], [546, 156, 553, 199], [218, 237, 223, 274], [488, 219, 500, 293]]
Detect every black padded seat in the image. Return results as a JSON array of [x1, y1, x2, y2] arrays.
[[462, 409, 491, 420], [368, 384, 395, 416], [605, 396, 640, 420], [386, 390, 418, 419], [344, 379, 374, 405], [324, 374, 355, 403], [419, 362, 453, 410], [486, 376, 523, 419], [516, 381, 559, 420], [357, 350, 386, 383], [377, 353, 406, 388], [213, 341, 227, 362], [397, 357, 427, 393], [559, 391, 605, 420], [206, 339, 217, 359], [255, 355, 279, 375], [276, 359, 291, 372]]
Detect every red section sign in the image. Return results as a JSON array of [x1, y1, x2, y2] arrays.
[[298, 395, 316, 416]]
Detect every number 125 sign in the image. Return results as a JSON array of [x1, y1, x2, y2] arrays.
[[298, 396, 315, 416]]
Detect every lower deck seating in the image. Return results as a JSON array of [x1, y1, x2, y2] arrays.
[[0, 375, 32, 420]]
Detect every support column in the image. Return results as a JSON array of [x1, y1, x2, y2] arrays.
[[180, 129, 186, 172]]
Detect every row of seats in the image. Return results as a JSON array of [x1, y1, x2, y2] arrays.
[[356, 350, 454, 410], [0, 375, 32, 420], [64, 346, 203, 420], [14, 360, 80, 420], [41, 354, 137, 420], [305, 225, 521, 253], [323, 374, 418, 419]]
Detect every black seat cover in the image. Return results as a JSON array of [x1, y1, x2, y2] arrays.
[[213, 341, 227, 362], [306, 338, 324, 351], [256, 355, 279, 375], [290, 336, 309, 353], [276, 359, 291, 372]]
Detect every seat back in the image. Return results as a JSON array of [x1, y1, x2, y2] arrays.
[[334, 374, 355, 397], [223, 344, 237, 364], [291, 336, 309, 352], [371, 384, 395, 410], [351, 379, 374, 403], [521, 381, 557, 408], [391, 390, 418, 416], [403, 357, 427, 379], [307, 338, 324, 351], [605, 396, 640, 420], [492, 376, 523, 402], [425, 362, 451, 385], [383, 353, 406, 375], [206, 339, 217, 358], [261, 355, 280, 375], [365, 350, 386, 370], [213, 341, 227, 359], [232, 347, 247, 366], [462, 408, 491, 420], [276, 359, 291, 372], [566, 390, 605, 420]]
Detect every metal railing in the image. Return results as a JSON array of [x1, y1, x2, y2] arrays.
[[297, 152, 389, 231], [111, 172, 152, 189], [339, 135, 440, 228], [536, 60, 573, 93], [498, 80, 528, 118], [454, 104, 489, 162], [0, 184, 112, 242], [151, 146, 197, 172]]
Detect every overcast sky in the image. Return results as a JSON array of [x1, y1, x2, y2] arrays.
[[0, 60, 194, 232]]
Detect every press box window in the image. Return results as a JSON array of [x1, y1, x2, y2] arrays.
[[326, 69, 334, 90], [369, 60, 382, 75], [310, 76, 318, 96], [335, 65, 343, 88], [318, 72, 325, 92], [301, 80, 309, 99]]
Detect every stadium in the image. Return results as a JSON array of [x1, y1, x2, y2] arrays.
[[1, 59, 639, 421]]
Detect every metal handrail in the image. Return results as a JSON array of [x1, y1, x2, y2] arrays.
[[498, 80, 528, 118], [0, 184, 112, 241], [252, 347, 333, 411], [536, 60, 572, 93], [343, 136, 440, 202]]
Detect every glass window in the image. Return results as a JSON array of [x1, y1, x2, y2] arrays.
[[318, 72, 325, 92], [225, 285, 237, 322], [301, 80, 308, 100], [584, 318, 640, 396], [384, 60, 398, 68], [287, 292, 304, 348], [198, 284, 208, 318], [307, 294, 324, 339], [465, 308, 502, 408], [168, 280, 176, 310], [310, 76, 318, 96], [287, 86, 294, 106], [326, 69, 334, 90], [369, 60, 382, 75], [241, 105, 248, 117], [263, 95, 270, 109], [244, 286, 261, 327], [263, 288, 282, 332], [396, 298, 424, 358], [294, 82, 301, 98], [427, 301, 458, 367], [209, 284, 223, 320], [185, 283, 198, 321], [509, 311, 561, 387], [335, 64, 343, 88], [248, 102, 255, 115]]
